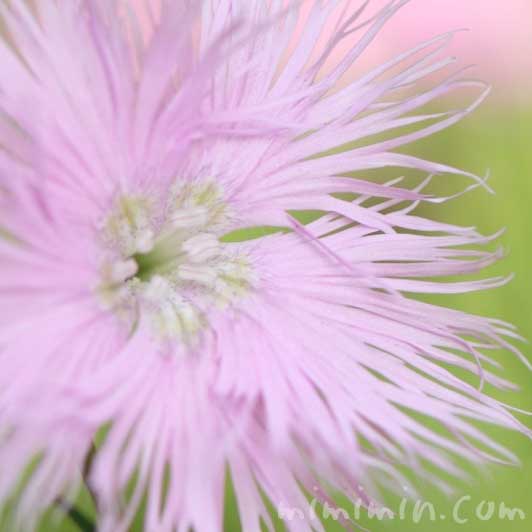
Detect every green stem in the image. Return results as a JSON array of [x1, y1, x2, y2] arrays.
[[56, 499, 95, 532], [54, 443, 99, 531]]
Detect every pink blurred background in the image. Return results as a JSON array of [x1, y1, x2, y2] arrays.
[[132, 0, 532, 102], [355, 0, 532, 102]]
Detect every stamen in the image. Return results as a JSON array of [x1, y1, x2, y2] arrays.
[[170, 206, 209, 229], [177, 264, 218, 287], [99, 185, 252, 346], [142, 276, 204, 342], [110, 259, 138, 283], [182, 233, 220, 263], [135, 229, 155, 253], [143, 275, 171, 302]]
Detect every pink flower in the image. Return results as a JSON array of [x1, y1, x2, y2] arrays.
[[0, 1, 528, 531]]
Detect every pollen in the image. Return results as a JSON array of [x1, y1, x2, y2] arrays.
[[98, 182, 252, 344]]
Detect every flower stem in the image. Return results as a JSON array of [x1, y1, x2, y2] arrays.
[[56, 498, 95, 532]]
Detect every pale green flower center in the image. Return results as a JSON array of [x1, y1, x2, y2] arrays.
[[98, 181, 252, 343]]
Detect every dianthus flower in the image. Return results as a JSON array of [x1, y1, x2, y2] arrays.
[[0, 1, 528, 531]]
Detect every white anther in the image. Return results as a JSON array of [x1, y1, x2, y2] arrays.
[[160, 301, 182, 337], [218, 261, 249, 280], [152, 297, 202, 340], [98, 283, 131, 310], [134, 211, 149, 228], [135, 229, 155, 253], [178, 303, 200, 330], [171, 207, 209, 229], [182, 233, 220, 263], [110, 259, 138, 283], [177, 264, 218, 287], [213, 278, 235, 301], [143, 275, 170, 302]]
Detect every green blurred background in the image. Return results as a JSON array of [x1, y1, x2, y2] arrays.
[[220, 100, 532, 532], [302, 102, 532, 532], [224, 101, 532, 532], [278, 103, 530, 532]]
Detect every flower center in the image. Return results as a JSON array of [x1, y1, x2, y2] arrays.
[[98, 181, 252, 344]]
